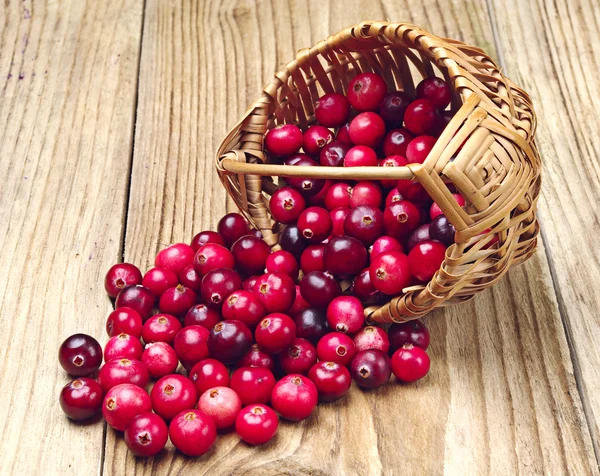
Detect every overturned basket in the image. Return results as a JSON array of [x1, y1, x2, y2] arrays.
[[216, 21, 541, 323]]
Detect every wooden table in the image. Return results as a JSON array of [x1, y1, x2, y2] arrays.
[[1, 1, 599, 474]]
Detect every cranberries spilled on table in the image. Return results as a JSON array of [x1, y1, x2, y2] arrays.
[[58, 72, 465, 458]]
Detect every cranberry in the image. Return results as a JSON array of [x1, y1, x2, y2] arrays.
[[406, 135, 437, 164], [336, 122, 352, 143], [265, 124, 303, 157], [303, 125, 334, 156], [174, 325, 209, 368], [330, 207, 351, 237], [178, 264, 202, 292], [151, 374, 198, 421], [383, 200, 421, 239], [385, 187, 404, 207], [352, 267, 384, 304], [397, 180, 431, 205], [193, 243, 235, 276], [217, 212, 250, 247], [169, 409, 217, 456], [155, 243, 195, 274], [208, 320, 253, 364], [189, 358, 230, 395], [308, 361, 351, 402], [102, 383, 152, 431], [159, 285, 197, 317], [266, 250, 299, 280], [416, 76, 451, 109], [369, 251, 412, 295], [344, 145, 378, 167], [243, 275, 260, 292], [320, 140, 352, 167], [408, 240, 446, 282], [347, 72, 387, 111], [231, 235, 270, 275], [379, 155, 408, 189], [429, 215, 455, 246], [389, 320, 430, 352], [430, 193, 465, 220], [279, 338, 317, 375], [198, 386, 242, 430], [106, 307, 143, 338], [222, 290, 266, 329], [299, 271, 341, 308], [323, 236, 367, 278], [348, 112, 386, 148], [141, 342, 178, 378], [236, 346, 272, 372], [391, 344, 430, 382], [254, 272, 296, 313], [407, 223, 432, 250], [324, 182, 352, 210], [105, 263, 143, 298], [297, 206, 332, 243], [350, 181, 383, 208], [191, 230, 225, 251], [326, 296, 364, 334], [270, 186, 306, 223], [255, 313, 296, 354], [271, 374, 318, 421], [315, 92, 350, 127], [404, 98, 439, 135], [98, 358, 149, 392], [435, 109, 454, 134], [350, 350, 391, 389], [115, 285, 155, 321], [288, 285, 310, 316], [142, 267, 178, 297], [297, 246, 323, 275], [316, 332, 356, 366], [344, 205, 384, 246], [124, 412, 168, 457], [142, 314, 181, 345], [371, 236, 404, 259], [231, 366, 276, 405], [379, 91, 411, 127], [285, 157, 325, 197], [354, 326, 390, 353], [104, 333, 143, 362], [201, 268, 242, 307], [59, 334, 102, 376], [183, 304, 221, 329], [293, 308, 328, 344], [279, 225, 308, 257], [382, 128, 413, 157], [59, 378, 104, 421], [236, 404, 279, 445]]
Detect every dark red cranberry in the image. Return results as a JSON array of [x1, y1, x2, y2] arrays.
[[239, 344, 275, 371], [406, 135, 437, 164], [336, 122, 352, 143], [323, 236, 367, 278], [106, 307, 143, 338], [270, 186, 306, 224], [231, 367, 276, 406], [103, 383, 152, 431], [350, 350, 391, 389], [344, 205, 384, 246], [285, 157, 325, 197], [382, 128, 413, 157], [59, 334, 102, 376], [297, 206, 332, 243], [404, 99, 439, 135], [429, 215, 455, 246], [347, 72, 387, 111], [385, 187, 404, 207], [278, 225, 307, 257], [324, 182, 352, 210], [155, 243, 195, 274], [430, 193, 465, 220], [306, 178, 332, 206], [319, 140, 352, 167], [278, 338, 317, 375], [254, 313, 296, 354], [105, 263, 143, 298], [316, 332, 356, 366], [198, 386, 242, 430], [59, 378, 104, 421], [408, 240, 446, 282], [265, 124, 303, 157], [326, 296, 364, 334], [217, 213, 250, 247], [292, 308, 328, 344], [389, 320, 430, 352], [352, 267, 385, 304], [189, 358, 230, 395], [124, 412, 168, 457], [141, 342, 178, 378], [379, 91, 412, 127], [369, 251, 412, 295], [266, 250, 299, 280], [383, 200, 421, 239], [173, 325, 209, 368], [300, 244, 326, 274], [169, 409, 217, 456], [271, 374, 318, 421], [434, 109, 454, 134], [416, 77, 451, 109], [315, 92, 350, 127], [222, 290, 266, 328], [350, 181, 383, 209], [299, 271, 341, 309], [183, 304, 221, 329], [303, 125, 334, 157], [193, 243, 235, 276], [407, 224, 432, 250], [142, 314, 182, 345], [354, 326, 390, 353], [308, 361, 351, 402], [104, 333, 143, 362], [115, 285, 155, 321], [344, 145, 378, 167], [142, 267, 178, 297], [208, 320, 253, 364], [254, 272, 296, 313], [231, 235, 271, 275], [201, 268, 242, 308], [159, 285, 197, 317], [236, 404, 279, 445], [190, 230, 225, 251], [371, 236, 404, 259], [178, 264, 202, 292], [288, 285, 310, 316], [151, 374, 198, 421], [97, 358, 149, 392], [283, 152, 311, 166], [391, 344, 430, 382], [379, 155, 408, 189]]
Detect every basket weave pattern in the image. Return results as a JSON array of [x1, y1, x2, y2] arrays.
[[216, 21, 541, 323]]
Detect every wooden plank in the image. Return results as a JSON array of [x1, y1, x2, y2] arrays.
[[104, 0, 596, 474], [0, 0, 143, 474]]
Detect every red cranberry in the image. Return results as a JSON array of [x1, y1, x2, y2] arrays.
[[430, 193, 465, 220], [324, 182, 352, 210], [320, 140, 352, 167], [222, 290, 266, 328], [336, 122, 352, 143], [297, 206, 332, 243], [429, 215, 455, 246], [369, 251, 412, 295], [347, 72, 387, 111], [307, 181, 333, 207], [193, 243, 235, 276], [350, 181, 383, 208], [208, 320, 253, 364], [155, 243, 195, 275], [201, 268, 242, 308], [408, 240, 446, 281], [124, 412, 168, 457], [385, 187, 404, 207], [183, 304, 221, 329], [389, 320, 430, 352], [191, 230, 225, 251], [352, 267, 385, 304], [98, 358, 149, 392], [151, 374, 198, 421], [169, 409, 216, 456], [243, 275, 260, 292], [406, 135, 437, 164], [350, 350, 391, 389], [198, 386, 242, 430], [142, 314, 182, 345], [300, 244, 325, 274], [231, 367, 276, 406], [398, 181, 432, 205], [354, 326, 390, 353], [255, 313, 296, 354], [293, 308, 328, 344], [391, 344, 430, 382], [383, 200, 421, 239], [303, 125, 334, 156], [106, 307, 143, 338], [344, 205, 384, 246], [285, 156, 325, 197], [330, 207, 350, 237], [308, 361, 351, 402], [379, 155, 408, 189], [323, 236, 367, 278], [349, 112, 386, 148], [404, 98, 439, 135], [278, 338, 317, 375], [265, 124, 303, 157], [231, 235, 271, 275], [270, 186, 306, 224], [142, 267, 178, 297], [371, 236, 404, 259], [178, 264, 202, 292], [278, 225, 307, 257], [326, 296, 364, 334], [316, 332, 356, 366], [284, 152, 311, 166], [315, 92, 350, 127], [104, 333, 143, 362], [239, 344, 275, 371], [266, 250, 299, 280], [236, 404, 278, 445], [59, 333, 102, 376], [105, 263, 143, 298], [254, 272, 296, 313], [59, 378, 104, 421], [407, 223, 432, 250], [141, 342, 178, 378], [288, 285, 310, 316], [217, 212, 250, 247], [102, 383, 152, 431], [189, 358, 230, 395], [115, 285, 155, 321], [382, 128, 413, 157], [379, 91, 411, 127], [271, 374, 318, 421], [416, 77, 451, 109], [159, 285, 197, 317], [174, 325, 209, 368], [344, 145, 378, 167], [299, 271, 341, 309]]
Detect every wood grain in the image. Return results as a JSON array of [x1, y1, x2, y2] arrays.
[[0, 0, 143, 474]]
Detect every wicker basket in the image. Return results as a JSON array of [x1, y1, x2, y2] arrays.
[[215, 21, 541, 323]]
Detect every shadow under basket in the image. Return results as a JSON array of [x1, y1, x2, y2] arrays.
[[216, 21, 541, 323]]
